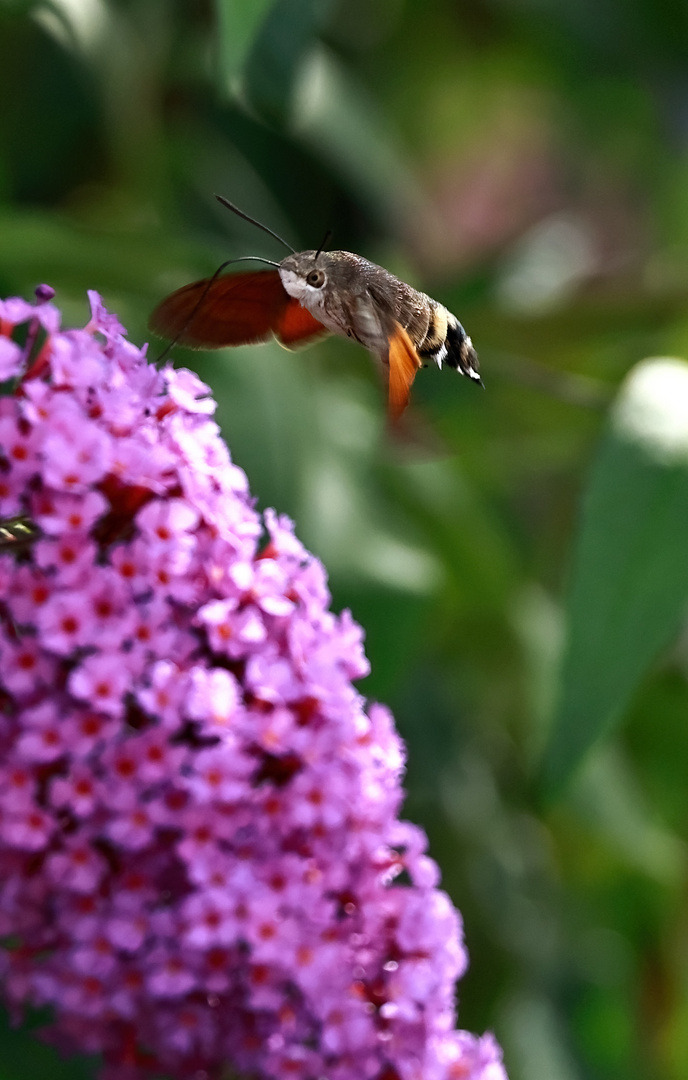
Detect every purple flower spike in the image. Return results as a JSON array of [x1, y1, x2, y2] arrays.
[[35, 284, 56, 303], [0, 289, 508, 1080]]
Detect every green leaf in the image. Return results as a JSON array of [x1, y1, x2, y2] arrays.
[[215, 0, 276, 87], [0, 1007, 96, 1080], [242, 0, 325, 126], [542, 359, 688, 796], [290, 48, 419, 226]]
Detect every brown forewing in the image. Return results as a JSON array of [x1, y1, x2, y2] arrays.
[[150, 271, 327, 349]]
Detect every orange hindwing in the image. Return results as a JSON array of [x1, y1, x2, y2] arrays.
[[387, 323, 423, 421]]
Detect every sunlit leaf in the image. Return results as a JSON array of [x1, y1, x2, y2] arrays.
[[542, 359, 688, 796], [242, 0, 325, 126]]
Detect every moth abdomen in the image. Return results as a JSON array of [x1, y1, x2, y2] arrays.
[[414, 301, 480, 385], [416, 303, 447, 362], [443, 313, 482, 385]]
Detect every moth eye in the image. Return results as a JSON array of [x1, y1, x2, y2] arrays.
[[306, 269, 325, 288]]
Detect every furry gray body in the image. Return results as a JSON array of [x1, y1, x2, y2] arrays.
[[278, 250, 480, 382]]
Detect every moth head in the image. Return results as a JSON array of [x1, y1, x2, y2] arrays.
[[279, 252, 329, 302]]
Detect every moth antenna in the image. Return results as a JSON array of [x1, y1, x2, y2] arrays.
[[215, 194, 295, 254], [154, 256, 279, 363], [226, 256, 281, 268], [314, 229, 333, 262]]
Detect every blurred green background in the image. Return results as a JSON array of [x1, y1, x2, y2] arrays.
[[3, 1, 688, 1078]]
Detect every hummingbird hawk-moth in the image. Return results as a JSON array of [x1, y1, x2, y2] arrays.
[[150, 196, 481, 421]]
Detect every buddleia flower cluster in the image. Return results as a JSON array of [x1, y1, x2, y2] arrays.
[[0, 287, 507, 1080]]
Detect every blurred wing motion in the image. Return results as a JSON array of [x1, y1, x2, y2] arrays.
[[149, 271, 328, 349], [387, 323, 423, 423]]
